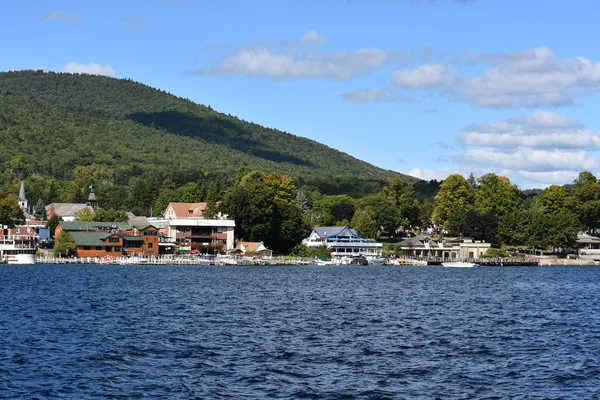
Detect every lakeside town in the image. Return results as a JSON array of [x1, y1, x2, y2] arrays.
[[3, 181, 599, 266]]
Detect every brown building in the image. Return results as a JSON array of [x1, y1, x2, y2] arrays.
[[56, 221, 159, 257]]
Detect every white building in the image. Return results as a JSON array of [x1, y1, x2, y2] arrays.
[[303, 226, 383, 260]]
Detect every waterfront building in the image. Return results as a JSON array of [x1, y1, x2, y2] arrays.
[[55, 221, 159, 257], [162, 202, 235, 255], [231, 241, 273, 258], [398, 235, 490, 259], [302, 226, 383, 260]]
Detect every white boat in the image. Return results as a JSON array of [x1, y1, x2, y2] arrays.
[[0, 235, 37, 264], [442, 261, 479, 268]]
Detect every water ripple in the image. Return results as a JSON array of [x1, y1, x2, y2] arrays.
[[1, 265, 600, 399]]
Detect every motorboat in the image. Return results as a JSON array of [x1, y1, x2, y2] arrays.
[[442, 261, 479, 268]]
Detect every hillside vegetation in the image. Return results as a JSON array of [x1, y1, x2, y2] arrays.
[[0, 70, 413, 206]]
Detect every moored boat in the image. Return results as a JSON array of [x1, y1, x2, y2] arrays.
[[442, 261, 479, 268]]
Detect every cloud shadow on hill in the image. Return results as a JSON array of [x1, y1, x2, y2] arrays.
[[127, 110, 314, 167]]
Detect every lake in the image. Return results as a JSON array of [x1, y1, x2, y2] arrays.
[[1, 265, 599, 399]]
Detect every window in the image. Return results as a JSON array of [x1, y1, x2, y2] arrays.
[[106, 247, 112, 252], [114, 247, 121, 252], [96, 246, 102, 250], [83, 246, 91, 250], [109, 237, 119, 243], [148, 243, 153, 248]]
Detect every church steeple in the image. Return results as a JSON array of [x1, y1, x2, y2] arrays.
[[18, 181, 28, 213]]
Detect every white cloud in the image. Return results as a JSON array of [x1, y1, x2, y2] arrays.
[[340, 88, 415, 103], [457, 110, 595, 150], [192, 31, 402, 81], [458, 148, 600, 172], [385, 47, 600, 109], [392, 64, 449, 90], [405, 168, 453, 181], [41, 11, 83, 23], [453, 111, 600, 188], [515, 170, 583, 186], [194, 46, 393, 80], [299, 31, 326, 46], [61, 62, 116, 77]]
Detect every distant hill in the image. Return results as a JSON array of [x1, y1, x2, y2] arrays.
[[0, 70, 414, 201]]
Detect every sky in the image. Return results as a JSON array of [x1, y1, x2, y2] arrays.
[[3, 0, 600, 189]]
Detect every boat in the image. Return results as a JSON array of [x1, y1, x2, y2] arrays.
[[350, 255, 369, 266], [0, 234, 37, 264], [442, 261, 479, 268], [368, 257, 386, 266]]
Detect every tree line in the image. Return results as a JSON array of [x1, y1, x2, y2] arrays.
[[2, 169, 598, 255]]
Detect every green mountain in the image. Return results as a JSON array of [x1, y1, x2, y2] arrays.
[[0, 70, 414, 206]]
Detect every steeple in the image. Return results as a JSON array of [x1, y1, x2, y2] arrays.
[[86, 185, 98, 209], [18, 181, 28, 213]]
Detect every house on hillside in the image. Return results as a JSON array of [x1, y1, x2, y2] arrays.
[[302, 226, 383, 260], [163, 202, 235, 254]]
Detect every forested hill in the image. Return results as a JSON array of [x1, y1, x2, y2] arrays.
[[0, 70, 413, 200]]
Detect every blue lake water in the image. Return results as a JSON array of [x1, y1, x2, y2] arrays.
[[1, 264, 599, 399]]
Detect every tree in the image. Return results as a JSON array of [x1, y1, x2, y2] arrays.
[[474, 173, 522, 219], [33, 198, 47, 220], [464, 210, 499, 246], [432, 174, 473, 228], [569, 171, 600, 233], [525, 185, 581, 250], [0, 194, 25, 230], [497, 208, 528, 246], [53, 231, 76, 256], [526, 210, 580, 250], [203, 181, 219, 219], [154, 189, 179, 217], [74, 208, 95, 221], [383, 177, 420, 227], [330, 201, 355, 223], [179, 182, 202, 203], [312, 195, 355, 226], [220, 170, 308, 253], [351, 208, 379, 239], [45, 214, 62, 238], [356, 194, 401, 235]]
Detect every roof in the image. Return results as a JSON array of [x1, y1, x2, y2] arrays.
[[398, 237, 426, 247], [577, 233, 600, 244], [69, 231, 114, 247], [19, 182, 26, 201], [164, 202, 207, 219], [128, 216, 149, 226], [236, 241, 270, 252], [59, 221, 132, 231], [46, 203, 92, 217], [122, 236, 144, 242], [312, 226, 358, 239]]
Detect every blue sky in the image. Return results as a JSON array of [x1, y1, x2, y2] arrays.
[[3, 0, 600, 189]]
